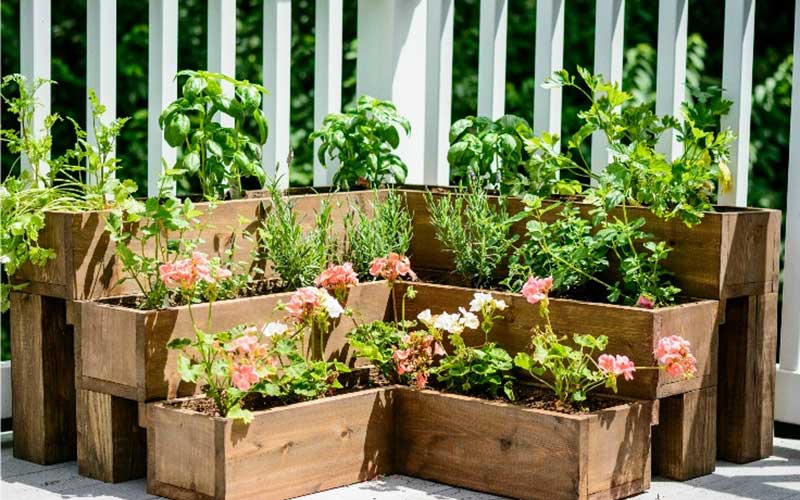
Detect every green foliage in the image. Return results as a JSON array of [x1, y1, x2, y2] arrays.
[[269, 330, 350, 402], [425, 187, 523, 288], [434, 342, 515, 400], [346, 320, 405, 380], [159, 70, 269, 199], [256, 186, 336, 290], [310, 95, 410, 188], [343, 190, 413, 278]]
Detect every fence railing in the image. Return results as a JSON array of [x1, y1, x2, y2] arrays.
[[7, 0, 800, 425]]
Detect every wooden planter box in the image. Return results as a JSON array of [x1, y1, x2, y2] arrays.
[[146, 387, 396, 500], [399, 282, 719, 400], [79, 281, 392, 402], [396, 387, 656, 500]]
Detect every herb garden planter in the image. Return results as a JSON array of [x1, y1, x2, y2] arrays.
[[146, 387, 396, 500]]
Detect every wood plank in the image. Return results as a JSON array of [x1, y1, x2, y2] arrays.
[[717, 293, 777, 462], [76, 389, 147, 483], [263, 0, 292, 187], [654, 0, 688, 160], [653, 386, 717, 480], [10, 292, 76, 464], [313, 0, 343, 187]]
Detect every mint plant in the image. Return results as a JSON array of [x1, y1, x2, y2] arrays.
[[310, 95, 410, 188]]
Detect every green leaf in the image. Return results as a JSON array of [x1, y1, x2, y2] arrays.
[[225, 404, 254, 424], [164, 114, 190, 147]]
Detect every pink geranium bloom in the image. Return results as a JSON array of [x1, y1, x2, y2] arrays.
[[654, 335, 697, 378], [315, 263, 359, 294], [226, 334, 259, 356], [636, 295, 655, 309], [598, 354, 637, 381], [521, 276, 553, 305], [159, 251, 227, 290], [285, 286, 323, 319], [231, 363, 260, 391], [369, 253, 418, 282]]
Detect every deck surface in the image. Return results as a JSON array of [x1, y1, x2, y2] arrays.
[[3, 437, 800, 499]]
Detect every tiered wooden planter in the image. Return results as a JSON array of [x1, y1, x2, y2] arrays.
[[145, 385, 656, 500]]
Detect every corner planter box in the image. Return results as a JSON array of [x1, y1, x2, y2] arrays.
[[146, 387, 396, 500], [399, 282, 719, 400], [79, 281, 392, 402], [395, 387, 656, 500]]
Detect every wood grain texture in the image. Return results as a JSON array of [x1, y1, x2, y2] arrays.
[[396, 387, 653, 500], [10, 292, 76, 464], [147, 387, 395, 500], [652, 386, 717, 480], [717, 293, 777, 463], [79, 281, 391, 402], [397, 282, 718, 400], [76, 389, 147, 483]]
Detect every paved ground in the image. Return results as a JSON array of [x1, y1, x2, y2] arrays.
[[3, 437, 800, 499]]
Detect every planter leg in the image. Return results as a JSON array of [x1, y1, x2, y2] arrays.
[[10, 292, 77, 464], [717, 293, 777, 463], [653, 386, 717, 480], [77, 389, 147, 482]]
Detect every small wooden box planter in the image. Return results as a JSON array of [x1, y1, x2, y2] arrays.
[[395, 387, 656, 500], [79, 281, 392, 402], [146, 387, 396, 500]]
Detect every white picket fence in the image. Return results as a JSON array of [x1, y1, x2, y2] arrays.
[[5, 0, 800, 425]]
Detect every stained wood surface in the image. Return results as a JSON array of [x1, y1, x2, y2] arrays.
[[10, 292, 76, 464], [652, 386, 717, 481], [717, 293, 778, 463], [80, 281, 392, 402], [397, 282, 718, 400], [148, 387, 395, 500]]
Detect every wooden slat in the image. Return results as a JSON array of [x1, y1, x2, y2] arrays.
[[147, 0, 178, 197], [591, 0, 624, 174], [263, 0, 292, 188], [717, 293, 777, 463], [20, 0, 51, 182], [207, 0, 237, 128], [313, 0, 342, 187], [477, 0, 507, 119], [86, 0, 116, 183], [655, 0, 688, 161], [10, 293, 76, 464], [423, 0, 454, 186], [533, 0, 564, 144], [718, 0, 755, 206]]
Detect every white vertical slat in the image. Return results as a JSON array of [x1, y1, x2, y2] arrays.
[[533, 0, 564, 142], [313, 0, 342, 187], [263, 0, 291, 188], [147, 0, 178, 197], [590, 0, 624, 175], [719, 0, 755, 207], [357, 0, 428, 184], [477, 0, 507, 119], [655, 0, 688, 161], [207, 0, 237, 128], [86, 0, 117, 184], [777, 0, 800, 426], [424, 0, 453, 185], [20, 0, 51, 182]]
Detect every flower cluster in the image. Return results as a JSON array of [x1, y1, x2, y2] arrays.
[[159, 251, 232, 289], [598, 354, 636, 381], [655, 335, 698, 378], [369, 252, 417, 283], [469, 292, 508, 314], [285, 286, 344, 322], [393, 331, 445, 389], [418, 308, 479, 335], [315, 262, 359, 300], [521, 275, 553, 305]]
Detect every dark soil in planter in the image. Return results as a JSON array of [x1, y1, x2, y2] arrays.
[[510, 384, 627, 414]]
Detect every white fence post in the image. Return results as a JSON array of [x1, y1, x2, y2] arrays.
[[591, 0, 624, 175], [207, 0, 237, 128], [424, 0, 453, 185], [20, 0, 51, 182], [477, 0, 507, 119], [533, 0, 564, 144], [147, 0, 178, 197], [655, 0, 688, 161], [86, 0, 117, 184], [777, 0, 800, 427], [313, 0, 342, 187], [263, 0, 292, 188], [357, 0, 428, 184], [719, 0, 755, 207]]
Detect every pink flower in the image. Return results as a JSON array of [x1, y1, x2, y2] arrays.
[[315, 263, 359, 295], [285, 287, 322, 319], [636, 295, 655, 309], [391, 332, 442, 389], [368, 253, 418, 282], [521, 276, 553, 305], [654, 335, 697, 378], [598, 354, 637, 381], [226, 334, 259, 356], [231, 363, 259, 391], [158, 251, 225, 290]]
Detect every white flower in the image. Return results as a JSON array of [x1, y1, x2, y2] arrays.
[[262, 321, 288, 337], [434, 312, 464, 334], [321, 291, 344, 319], [458, 308, 480, 330], [494, 298, 508, 311], [417, 309, 434, 327], [469, 292, 494, 312]]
